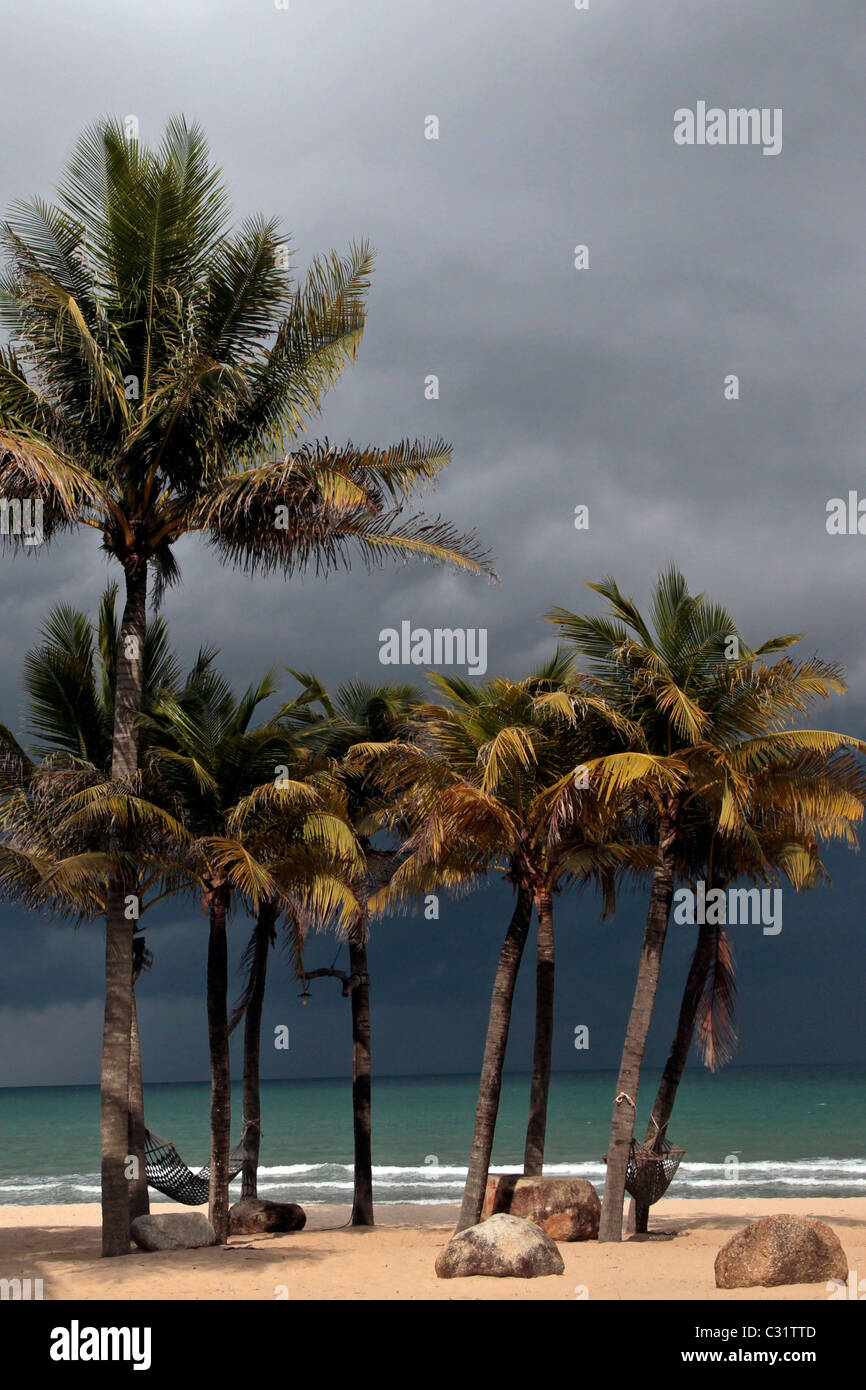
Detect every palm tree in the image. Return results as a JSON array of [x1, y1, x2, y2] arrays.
[[226, 763, 359, 1205], [365, 658, 640, 1231], [230, 898, 278, 1201], [0, 586, 183, 1216], [138, 663, 295, 1241], [550, 567, 866, 1240], [513, 665, 645, 1178], [280, 674, 422, 1226], [633, 745, 866, 1229], [139, 662, 362, 1240], [0, 116, 491, 1253]]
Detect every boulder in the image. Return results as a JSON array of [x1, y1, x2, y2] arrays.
[[130, 1212, 217, 1251], [435, 1213, 565, 1279], [715, 1215, 848, 1289], [228, 1198, 307, 1235], [481, 1173, 600, 1241]]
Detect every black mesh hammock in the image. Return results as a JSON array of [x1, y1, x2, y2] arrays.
[[603, 1134, 686, 1208], [623, 1137, 686, 1207], [144, 1129, 246, 1206]]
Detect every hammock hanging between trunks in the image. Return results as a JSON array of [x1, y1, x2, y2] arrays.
[[624, 1136, 686, 1207], [144, 1129, 246, 1206]]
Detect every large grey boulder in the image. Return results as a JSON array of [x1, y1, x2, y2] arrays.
[[715, 1215, 848, 1289], [482, 1173, 600, 1241], [130, 1212, 217, 1251], [229, 1198, 306, 1234], [435, 1213, 565, 1279]]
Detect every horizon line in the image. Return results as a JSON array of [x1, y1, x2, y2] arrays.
[[2, 1060, 863, 1093]]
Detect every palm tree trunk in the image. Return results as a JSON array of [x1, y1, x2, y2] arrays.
[[207, 884, 232, 1243], [127, 989, 149, 1220], [349, 933, 374, 1226], [523, 888, 554, 1177], [456, 882, 534, 1232], [101, 559, 147, 1257], [599, 810, 678, 1242], [240, 901, 275, 1201], [647, 920, 715, 1147], [633, 919, 716, 1232]]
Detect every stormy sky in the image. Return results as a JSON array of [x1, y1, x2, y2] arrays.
[[1, 0, 864, 1089]]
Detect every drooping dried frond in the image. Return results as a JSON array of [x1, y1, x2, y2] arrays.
[[695, 928, 738, 1071]]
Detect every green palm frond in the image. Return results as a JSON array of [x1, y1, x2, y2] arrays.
[[205, 838, 281, 909], [584, 751, 685, 802], [197, 442, 494, 580]]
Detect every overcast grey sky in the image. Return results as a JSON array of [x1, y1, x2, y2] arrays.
[[1, 0, 864, 1087]]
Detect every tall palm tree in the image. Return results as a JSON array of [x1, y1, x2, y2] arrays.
[[633, 746, 866, 1229], [229, 898, 279, 1201], [0, 116, 491, 1253], [226, 759, 359, 1204], [138, 664, 295, 1241], [510, 663, 646, 1178], [550, 567, 866, 1240], [139, 662, 361, 1240], [0, 586, 183, 1216], [365, 658, 641, 1230], [280, 673, 421, 1226]]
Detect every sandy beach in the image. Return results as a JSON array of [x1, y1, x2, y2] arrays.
[[1, 1198, 863, 1301]]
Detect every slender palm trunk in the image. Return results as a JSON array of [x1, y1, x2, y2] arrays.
[[456, 881, 534, 1232], [633, 920, 715, 1232], [101, 560, 147, 1256], [240, 901, 275, 1201], [523, 888, 554, 1177], [647, 920, 715, 1147], [599, 810, 678, 1242], [207, 884, 232, 1242], [128, 989, 150, 1220], [349, 932, 374, 1226]]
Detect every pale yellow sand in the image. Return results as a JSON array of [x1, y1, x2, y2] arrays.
[[0, 1199, 863, 1301]]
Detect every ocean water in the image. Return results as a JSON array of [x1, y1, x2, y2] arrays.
[[0, 1065, 863, 1206]]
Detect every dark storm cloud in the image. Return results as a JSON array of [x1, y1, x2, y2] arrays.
[[1, 0, 865, 1084]]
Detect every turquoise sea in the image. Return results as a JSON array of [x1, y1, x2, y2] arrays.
[[1, 1065, 864, 1206]]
